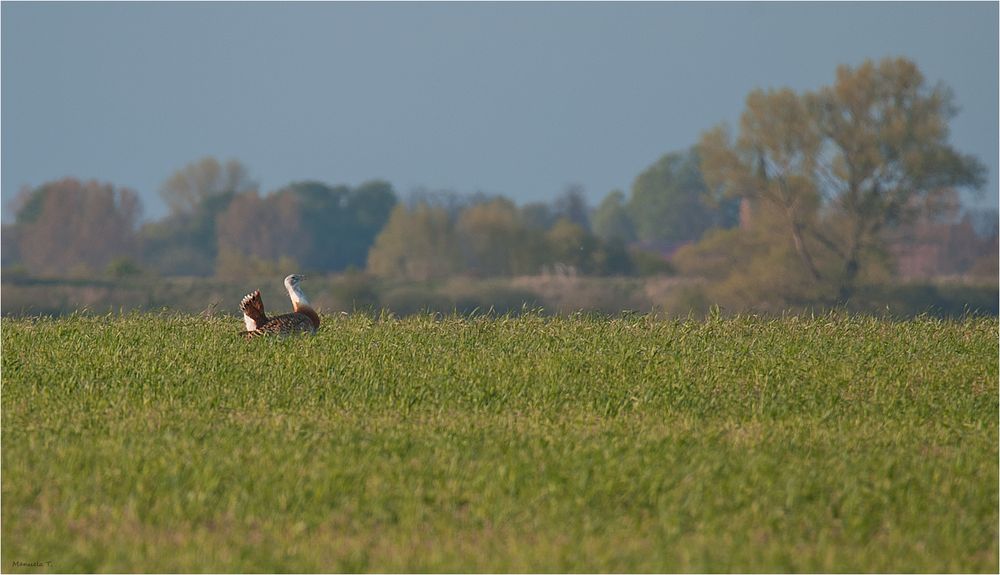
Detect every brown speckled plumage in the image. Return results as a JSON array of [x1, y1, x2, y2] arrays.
[[242, 311, 317, 339]]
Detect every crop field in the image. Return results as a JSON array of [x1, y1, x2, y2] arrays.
[[2, 313, 997, 572]]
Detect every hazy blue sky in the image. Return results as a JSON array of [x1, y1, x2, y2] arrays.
[[3, 2, 997, 221]]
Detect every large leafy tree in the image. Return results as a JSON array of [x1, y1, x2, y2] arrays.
[[455, 198, 543, 277], [545, 218, 600, 274], [9, 178, 141, 276], [159, 157, 255, 216], [141, 157, 256, 276], [700, 88, 826, 282], [698, 58, 985, 303], [367, 203, 460, 281], [214, 190, 306, 279], [811, 58, 985, 298], [274, 179, 397, 272], [592, 189, 636, 244], [628, 147, 735, 244], [552, 185, 591, 230], [344, 180, 399, 268], [213, 179, 398, 277]]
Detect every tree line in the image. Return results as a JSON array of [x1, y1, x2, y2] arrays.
[[2, 144, 738, 283], [3, 58, 995, 312]]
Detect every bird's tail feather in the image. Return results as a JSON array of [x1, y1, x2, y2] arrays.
[[240, 290, 268, 327]]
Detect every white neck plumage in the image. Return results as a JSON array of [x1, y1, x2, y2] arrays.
[[287, 284, 310, 308]]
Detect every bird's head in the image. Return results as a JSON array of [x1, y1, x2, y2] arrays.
[[284, 274, 306, 290]]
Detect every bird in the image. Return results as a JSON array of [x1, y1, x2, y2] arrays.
[[239, 274, 320, 339]]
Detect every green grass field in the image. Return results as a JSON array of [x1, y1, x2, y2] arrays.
[[2, 313, 997, 572]]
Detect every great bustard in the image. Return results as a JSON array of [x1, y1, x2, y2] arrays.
[[239, 274, 320, 339]]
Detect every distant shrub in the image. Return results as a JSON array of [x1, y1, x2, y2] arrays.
[[853, 283, 999, 318], [379, 284, 452, 316], [106, 257, 143, 279], [439, 279, 541, 315], [325, 271, 380, 313], [630, 248, 676, 276]]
